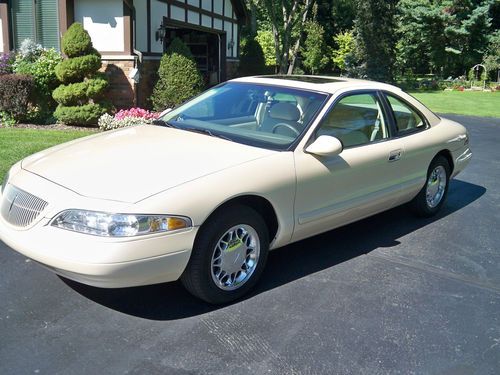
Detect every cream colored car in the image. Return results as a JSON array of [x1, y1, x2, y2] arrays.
[[0, 76, 471, 304]]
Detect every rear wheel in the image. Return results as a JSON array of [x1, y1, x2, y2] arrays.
[[181, 205, 269, 304], [410, 155, 451, 217]]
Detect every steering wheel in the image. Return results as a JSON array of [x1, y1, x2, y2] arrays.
[[272, 123, 300, 137]]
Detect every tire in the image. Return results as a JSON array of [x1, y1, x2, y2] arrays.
[[181, 205, 269, 304], [410, 155, 451, 217]]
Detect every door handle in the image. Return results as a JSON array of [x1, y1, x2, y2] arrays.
[[388, 149, 402, 162]]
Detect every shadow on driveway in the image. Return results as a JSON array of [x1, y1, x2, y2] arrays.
[[62, 179, 485, 320]]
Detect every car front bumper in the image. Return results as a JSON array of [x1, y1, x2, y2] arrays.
[[0, 192, 198, 288]]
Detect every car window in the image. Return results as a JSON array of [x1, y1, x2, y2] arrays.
[[386, 94, 426, 133], [161, 83, 328, 150], [316, 93, 388, 148]]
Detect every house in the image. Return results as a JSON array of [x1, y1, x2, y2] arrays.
[[0, 0, 247, 109]]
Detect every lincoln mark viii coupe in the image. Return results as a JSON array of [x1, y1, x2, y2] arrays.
[[0, 76, 471, 304]]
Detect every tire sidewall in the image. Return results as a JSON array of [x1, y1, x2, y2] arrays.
[[422, 156, 451, 215], [184, 205, 269, 304]]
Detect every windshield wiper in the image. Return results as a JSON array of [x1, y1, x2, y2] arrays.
[[183, 127, 232, 141], [152, 119, 179, 129]]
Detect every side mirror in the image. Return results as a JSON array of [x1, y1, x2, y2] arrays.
[[159, 108, 172, 117], [305, 135, 343, 157]]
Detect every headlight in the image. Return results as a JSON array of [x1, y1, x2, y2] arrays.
[[1, 169, 10, 194], [51, 210, 192, 237]]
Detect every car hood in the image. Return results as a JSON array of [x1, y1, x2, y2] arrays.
[[21, 125, 275, 203]]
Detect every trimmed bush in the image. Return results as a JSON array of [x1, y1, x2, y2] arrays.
[[54, 54, 102, 83], [52, 75, 108, 106], [61, 23, 93, 58], [151, 38, 204, 111], [0, 74, 35, 122], [53, 23, 110, 126], [54, 103, 111, 126]]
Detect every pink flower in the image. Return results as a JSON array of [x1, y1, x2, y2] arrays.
[[114, 107, 159, 121]]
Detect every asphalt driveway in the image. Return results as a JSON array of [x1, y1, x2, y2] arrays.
[[1, 114, 499, 374]]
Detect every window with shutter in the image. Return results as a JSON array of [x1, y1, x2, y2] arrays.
[[10, 0, 59, 50]]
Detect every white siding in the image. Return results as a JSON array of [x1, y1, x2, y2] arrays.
[[224, 0, 232, 18], [135, 0, 148, 52], [187, 10, 198, 25], [213, 18, 222, 30], [150, 0, 168, 53], [201, 0, 211, 12], [171, 5, 184, 22], [201, 14, 211, 28], [213, 0, 223, 15], [74, 0, 124, 52], [232, 23, 238, 58]]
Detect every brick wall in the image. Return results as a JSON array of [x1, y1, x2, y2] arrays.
[[100, 59, 137, 110]]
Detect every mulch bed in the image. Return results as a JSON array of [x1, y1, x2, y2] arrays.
[[8, 124, 99, 132]]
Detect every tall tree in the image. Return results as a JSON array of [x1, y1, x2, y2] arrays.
[[260, 0, 315, 74], [352, 0, 398, 82]]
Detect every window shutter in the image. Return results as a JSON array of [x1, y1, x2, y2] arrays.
[[36, 0, 60, 50], [11, 0, 35, 49]]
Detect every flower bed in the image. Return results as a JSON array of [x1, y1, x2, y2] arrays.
[[98, 107, 159, 130]]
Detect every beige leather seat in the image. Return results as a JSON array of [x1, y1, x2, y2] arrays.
[[318, 105, 369, 147], [261, 102, 301, 137]]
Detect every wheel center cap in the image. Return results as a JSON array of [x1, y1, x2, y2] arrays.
[[221, 239, 247, 274]]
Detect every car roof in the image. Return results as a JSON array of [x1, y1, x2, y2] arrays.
[[229, 75, 402, 94]]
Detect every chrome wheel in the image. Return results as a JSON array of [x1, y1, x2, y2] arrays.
[[210, 224, 260, 291], [426, 165, 447, 208]]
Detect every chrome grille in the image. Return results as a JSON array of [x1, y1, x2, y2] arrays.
[[1, 184, 48, 227]]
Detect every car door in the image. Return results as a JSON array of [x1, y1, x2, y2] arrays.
[[382, 92, 435, 205], [292, 91, 405, 242]]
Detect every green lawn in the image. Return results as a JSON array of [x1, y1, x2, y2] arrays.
[[0, 128, 93, 181], [410, 90, 500, 118]]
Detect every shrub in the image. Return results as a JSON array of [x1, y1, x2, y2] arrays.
[[54, 103, 111, 126], [13, 48, 63, 123], [52, 75, 108, 106], [238, 38, 267, 76], [0, 111, 17, 127], [53, 23, 110, 126], [17, 39, 43, 62], [98, 108, 158, 130], [0, 74, 35, 122], [61, 23, 93, 58], [0, 53, 15, 75], [151, 38, 204, 111], [54, 54, 102, 83]]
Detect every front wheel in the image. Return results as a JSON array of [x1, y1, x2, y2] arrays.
[[181, 205, 269, 304], [410, 155, 451, 217]]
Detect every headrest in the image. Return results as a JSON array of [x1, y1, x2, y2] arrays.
[[269, 102, 300, 122]]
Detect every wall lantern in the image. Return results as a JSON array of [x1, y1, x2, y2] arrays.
[[156, 22, 166, 43]]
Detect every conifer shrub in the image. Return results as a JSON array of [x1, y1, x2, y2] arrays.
[[53, 23, 110, 125], [151, 38, 204, 111], [238, 38, 267, 76]]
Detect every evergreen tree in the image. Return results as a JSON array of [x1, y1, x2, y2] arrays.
[[351, 0, 398, 82], [53, 23, 110, 125]]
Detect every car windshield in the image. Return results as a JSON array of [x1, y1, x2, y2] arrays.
[[160, 82, 329, 150]]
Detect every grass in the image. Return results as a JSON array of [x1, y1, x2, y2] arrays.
[[410, 90, 500, 118], [0, 128, 93, 182]]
